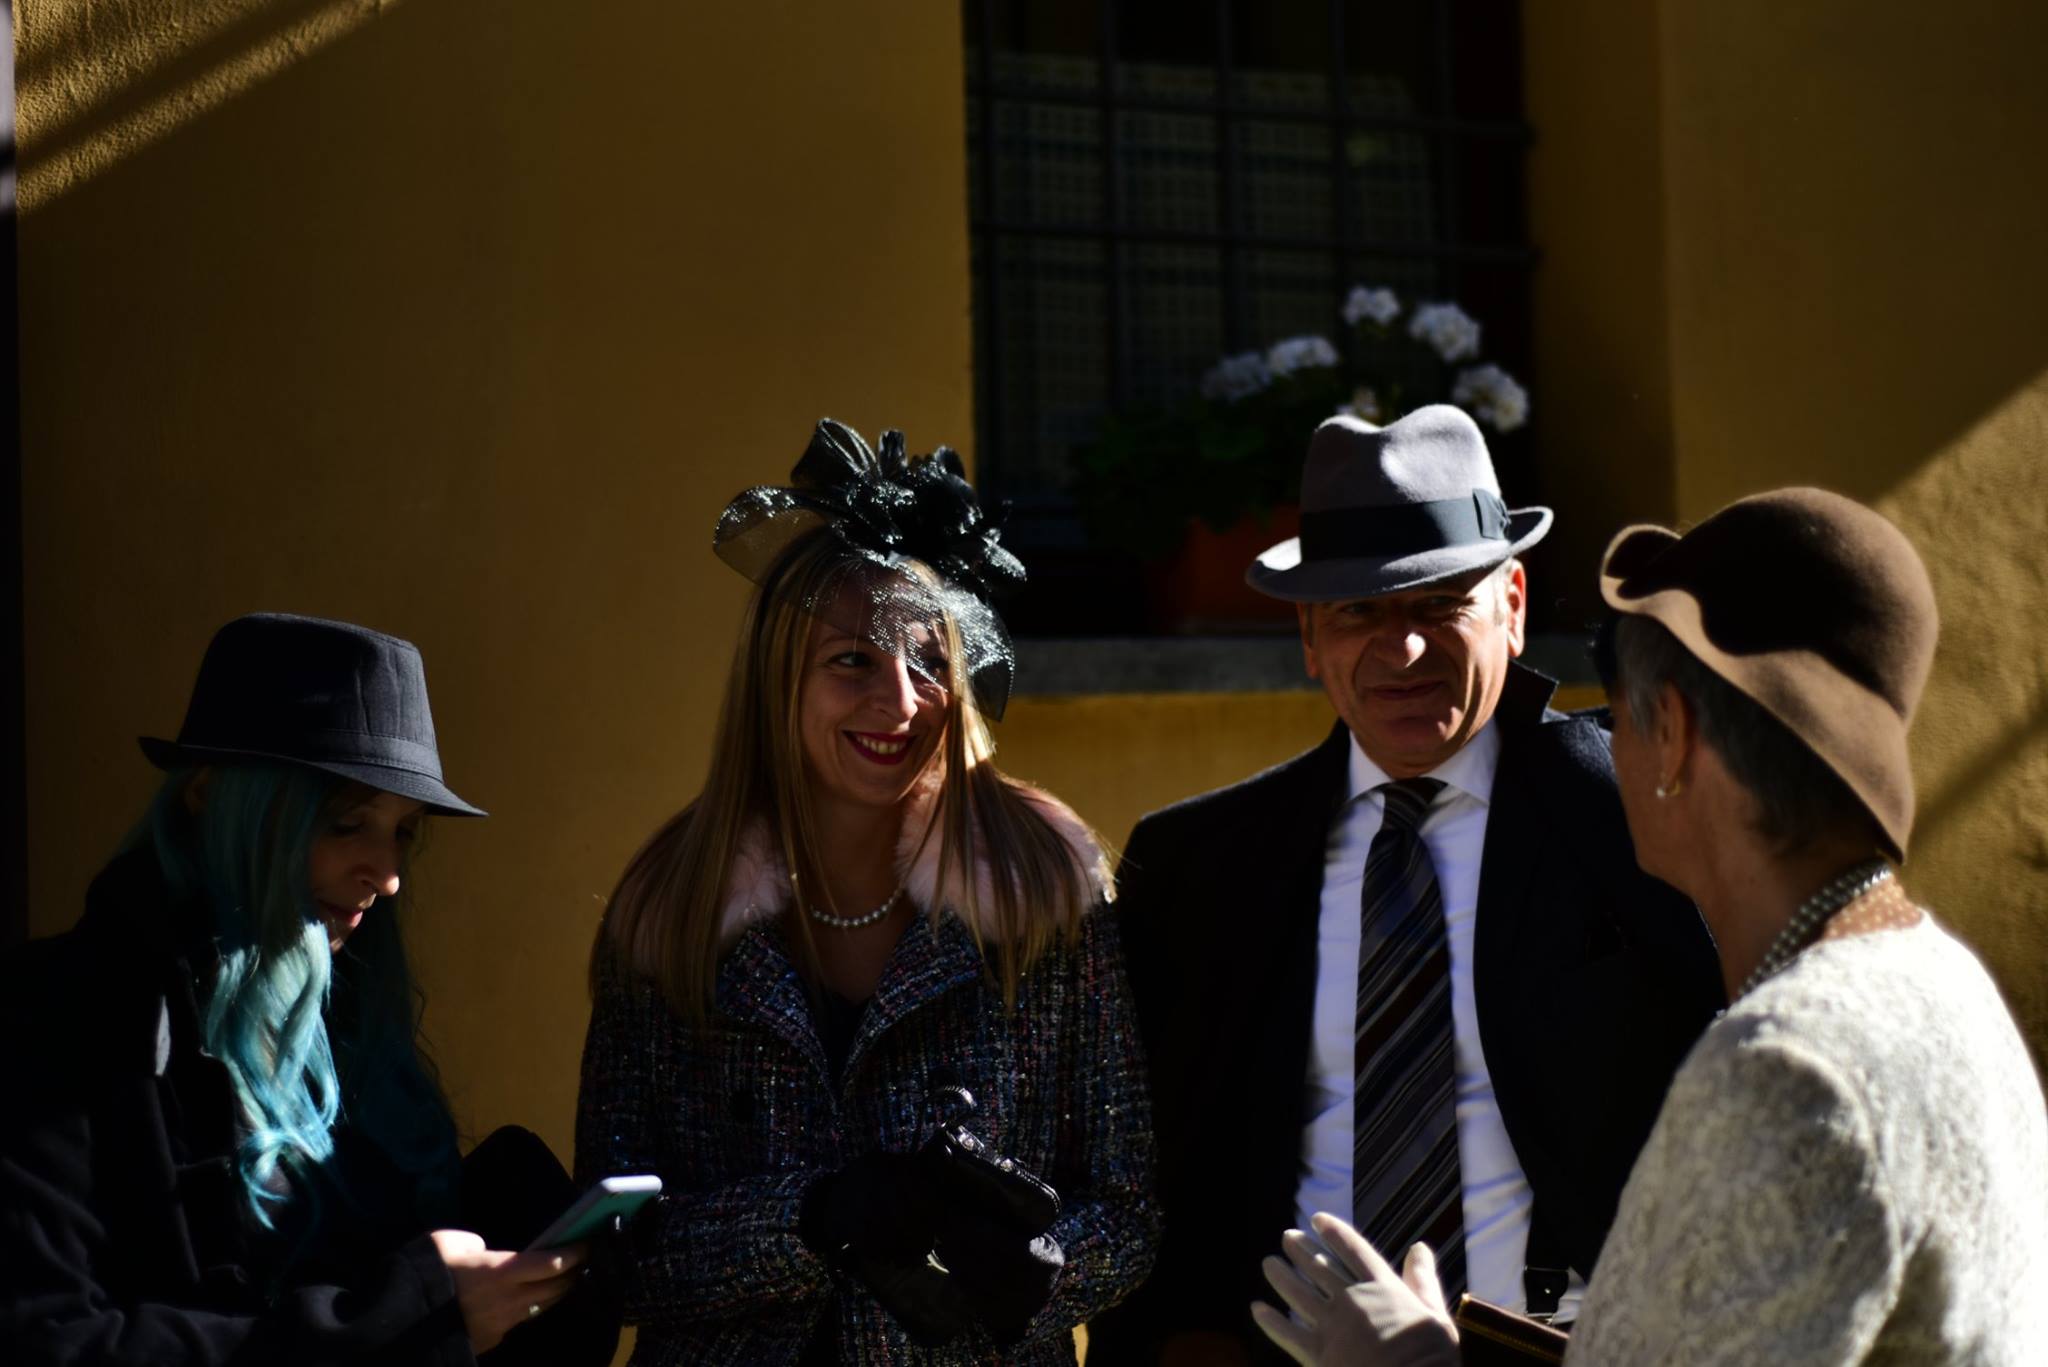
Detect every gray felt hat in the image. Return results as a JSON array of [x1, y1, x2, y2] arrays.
[[1245, 405, 1552, 601]]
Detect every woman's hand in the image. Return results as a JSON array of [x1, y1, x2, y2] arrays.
[[1249, 1212, 1458, 1367], [799, 1155, 975, 1346], [428, 1229, 588, 1355]]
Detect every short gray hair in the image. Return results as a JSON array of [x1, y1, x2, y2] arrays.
[[1611, 615, 1875, 855]]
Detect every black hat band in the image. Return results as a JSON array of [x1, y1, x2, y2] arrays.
[[1299, 490, 1509, 563], [173, 727, 446, 775]]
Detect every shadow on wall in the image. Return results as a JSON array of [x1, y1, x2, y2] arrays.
[[1910, 612, 2048, 1076], [18, 0, 412, 207], [1876, 372, 2048, 1070], [1916, 700, 2048, 860]]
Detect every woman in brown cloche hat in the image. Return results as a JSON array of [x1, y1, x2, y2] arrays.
[[1250, 489, 2048, 1366]]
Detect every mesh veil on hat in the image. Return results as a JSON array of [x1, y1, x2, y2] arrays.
[[1599, 487, 1938, 861], [713, 419, 1025, 719]]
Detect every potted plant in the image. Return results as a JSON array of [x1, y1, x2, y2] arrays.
[[1073, 285, 1529, 633]]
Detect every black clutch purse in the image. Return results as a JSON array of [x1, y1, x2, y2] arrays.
[[915, 1082, 1065, 1344], [918, 1082, 1061, 1237]]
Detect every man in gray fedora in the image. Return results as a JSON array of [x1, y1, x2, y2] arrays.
[[1089, 407, 1723, 1364]]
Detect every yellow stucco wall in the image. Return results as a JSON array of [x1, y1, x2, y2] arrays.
[[1528, 1, 2048, 1061], [16, 0, 974, 1174], [1520, 0, 1678, 618], [998, 691, 1337, 858], [1660, 1, 2048, 1059]]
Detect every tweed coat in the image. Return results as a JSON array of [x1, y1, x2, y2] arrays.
[[574, 790, 1159, 1364]]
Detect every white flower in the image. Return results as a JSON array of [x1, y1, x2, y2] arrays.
[[1452, 363, 1530, 432], [1200, 350, 1272, 402], [1342, 285, 1401, 327], [1408, 302, 1482, 363], [1264, 334, 1340, 379], [1335, 387, 1384, 424]]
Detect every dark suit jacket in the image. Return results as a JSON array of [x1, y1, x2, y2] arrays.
[[1088, 664, 1723, 1363]]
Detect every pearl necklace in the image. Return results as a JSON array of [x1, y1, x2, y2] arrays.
[[803, 884, 905, 930], [1736, 858, 1892, 1000]]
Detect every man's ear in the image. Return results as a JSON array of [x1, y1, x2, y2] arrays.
[[1501, 560, 1528, 658], [181, 767, 215, 816], [1297, 603, 1322, 681]]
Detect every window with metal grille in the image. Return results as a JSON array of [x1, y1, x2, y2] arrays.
[[964, 0, 1535, 634]]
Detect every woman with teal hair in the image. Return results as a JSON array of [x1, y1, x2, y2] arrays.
[[0, 614, 615, 1366]]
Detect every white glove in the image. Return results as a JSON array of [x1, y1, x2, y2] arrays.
[[1250, 1211, 1459, 1367]]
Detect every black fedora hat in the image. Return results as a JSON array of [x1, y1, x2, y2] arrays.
[[1246, 405, 1552, 601], [140, 613, 486, 817]]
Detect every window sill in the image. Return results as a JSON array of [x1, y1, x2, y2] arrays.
[[1012, 632, 1599, 698]]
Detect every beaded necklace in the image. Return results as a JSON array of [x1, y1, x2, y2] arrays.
[[1736, 858, 1892, 1000], [803, 884, 905, 930]]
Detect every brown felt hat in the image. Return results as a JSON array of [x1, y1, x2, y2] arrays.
[[1599, 488, 1938, 862]]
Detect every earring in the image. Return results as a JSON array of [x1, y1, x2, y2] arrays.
[[1655, 777, 1683, 799]]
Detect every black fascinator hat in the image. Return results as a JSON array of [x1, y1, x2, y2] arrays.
[[715, 419, 1026, 718]]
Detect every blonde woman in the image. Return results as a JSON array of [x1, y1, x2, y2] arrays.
[[575, 420, 1158, 1364]]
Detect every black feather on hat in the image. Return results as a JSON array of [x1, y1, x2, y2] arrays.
[[714, 419, 1024, 719]]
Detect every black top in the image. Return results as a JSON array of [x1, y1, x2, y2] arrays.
[[814, 987, 869, 1088]]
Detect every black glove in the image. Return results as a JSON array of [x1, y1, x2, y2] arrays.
[[934, 1210, 1064, 1343], [800, 1152, 975, 1348]]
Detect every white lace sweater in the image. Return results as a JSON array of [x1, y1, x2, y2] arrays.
[[1565, 917, 2048, 1365]]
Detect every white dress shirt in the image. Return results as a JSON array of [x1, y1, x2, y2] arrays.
[[1294, 723, 1585, 1317]]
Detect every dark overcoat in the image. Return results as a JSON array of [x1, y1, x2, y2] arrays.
[[0, 849, 614, 1367], [1088, 663, 1724, 1362]]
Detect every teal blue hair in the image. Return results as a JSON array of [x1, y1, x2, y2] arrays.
[[133, 765, 458, 1235]]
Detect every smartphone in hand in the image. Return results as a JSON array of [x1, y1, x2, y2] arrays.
[[525, 1175, 662, 1251]]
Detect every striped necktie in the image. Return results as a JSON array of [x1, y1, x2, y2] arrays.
[[1351, 777, 1465, 1297]]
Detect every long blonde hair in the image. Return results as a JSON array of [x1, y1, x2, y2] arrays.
[[596, 532, 1102, 1024]]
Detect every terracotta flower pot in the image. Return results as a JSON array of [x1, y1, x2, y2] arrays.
[[1143, 505, 1302, 635]]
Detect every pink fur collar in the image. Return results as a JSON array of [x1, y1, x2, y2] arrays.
[[717, 778, 1110, 943]]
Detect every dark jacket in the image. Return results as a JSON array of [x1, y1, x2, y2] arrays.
[[0, 849, 614, 1367], [1088, 664, 1724, 1362], [574, 805, 1159, 1365]]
